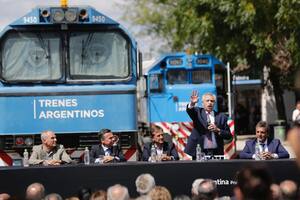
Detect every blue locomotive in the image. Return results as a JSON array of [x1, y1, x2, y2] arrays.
[[0, 1, 142, 155], [140, 52, 229, 158]]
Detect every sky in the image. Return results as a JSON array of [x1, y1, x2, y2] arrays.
[[0, 0, 158, 59]]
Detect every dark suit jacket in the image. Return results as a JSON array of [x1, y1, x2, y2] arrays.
[[239, 138, 290, 159], [90, 144, 126, 163], [142, 142, 179, 161], [184, 106, 232, 157]]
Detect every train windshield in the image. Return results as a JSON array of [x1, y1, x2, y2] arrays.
[[167, 69, 187, 84], [191, 69, 212, 84], [1, 32, 61, 81], [69, 31, 129, 79]]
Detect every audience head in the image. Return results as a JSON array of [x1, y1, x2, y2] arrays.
[[148, 186, 171, 200], [197, 179, 218, 200], [0, 193, 10, 200], [44, 193, 63, 200], [99, 129, 115, 148], [234, 165, 273, 200], [270, 183, 282, 200], [41, 130, 57, 150], [288, 122, 300, 167], [135, 173, 156, 195], [26, 182, 45, 200], [107, 184, 129, 200], [191, 178, 204, 196], [150, 125, 164, 145], [90, 190, 107, 200], [296, 100, 300, 110], [77, 188, 91, 200], [280, 180, 298, 200], [255, 121, 269, 143], [202, 93, 216, 112]]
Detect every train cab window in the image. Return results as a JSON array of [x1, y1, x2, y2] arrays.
[[69, 32, 129, 80], [215, 65, 227, 91], [1, 32, 62, 82], [167, 70, 187, 84], [191, 69, 212, 84], [149, 74, 163, 93]]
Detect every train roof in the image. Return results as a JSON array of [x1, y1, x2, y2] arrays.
[[144, 52, 225, 75], [11, 6, 118, 25], [0, 6, 136, 44]]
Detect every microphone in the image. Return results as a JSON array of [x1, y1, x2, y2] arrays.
[[207, 113, 211, 128]]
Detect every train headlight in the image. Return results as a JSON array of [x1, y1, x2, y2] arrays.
[[52, 8, 65, 23], [41, 9, 50, 18], [65, 8, 77, 22], [79, 9, 88, 20]]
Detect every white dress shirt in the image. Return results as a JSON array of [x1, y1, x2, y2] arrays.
[[203, 111, 218, 149], [251, 139, 279, 159], [292, 109, 300, 122]]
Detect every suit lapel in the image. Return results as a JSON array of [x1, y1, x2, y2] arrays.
[[163, 142, 169, 155], [267, 139, 274, 152], [214, 111, 220, 126], [199, 109, 208, 128], [252, 140, 257, 154], [99, 145, 105, 155]]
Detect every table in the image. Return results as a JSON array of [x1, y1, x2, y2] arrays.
[[0, 159, 299, 199]]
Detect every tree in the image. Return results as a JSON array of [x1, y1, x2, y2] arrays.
[[123, 0, 300, 121]]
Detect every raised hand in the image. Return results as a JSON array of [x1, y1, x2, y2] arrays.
[[190, 90, 199, 106]]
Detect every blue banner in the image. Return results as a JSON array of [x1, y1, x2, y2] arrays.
[[0, 94, 137, 135]]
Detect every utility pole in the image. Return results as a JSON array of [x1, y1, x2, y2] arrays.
[[227, 62, 233, 118]]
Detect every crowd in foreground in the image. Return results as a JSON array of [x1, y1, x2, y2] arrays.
[[0, 166, 299, 200]]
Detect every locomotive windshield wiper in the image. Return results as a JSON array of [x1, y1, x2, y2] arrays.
[[81, 33, 94, 62], [36, 33, 51, 60]]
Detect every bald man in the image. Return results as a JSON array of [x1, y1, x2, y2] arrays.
[[107, 184, 130, 200], [0, 193, 10, 200], [29, 130, 72, 166], [26, 182, 45, 200], [280, 180, 298, 200]]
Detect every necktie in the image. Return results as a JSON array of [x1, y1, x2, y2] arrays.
[[206, 112, 213, 148], [260, 143, 265, 152], [105, 148, 111, 156], [207, 112, 211, 125]]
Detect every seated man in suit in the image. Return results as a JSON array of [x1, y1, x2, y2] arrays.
[[29, 130, 72, 165], [239, 121, 289, 159], [185, 91, 232, 158], [90, 128, 126, 163], [142, 125, 179, 161]]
